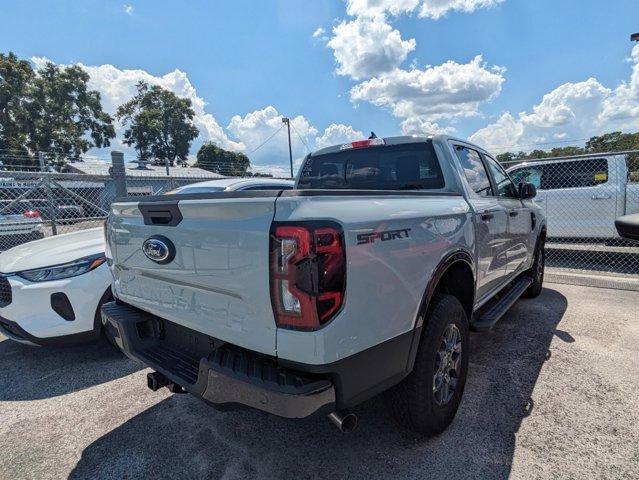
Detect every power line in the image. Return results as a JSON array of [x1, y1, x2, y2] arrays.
[[290, 123, 311, 153], [247, 125, 285, 155]]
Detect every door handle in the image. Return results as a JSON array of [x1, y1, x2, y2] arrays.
[[591, 194, 611, 200], [509, 211, 519, 217], [481, 212, 494, 221]]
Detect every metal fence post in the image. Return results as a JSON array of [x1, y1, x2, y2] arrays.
[[38, 152, 59, 236], [110, 151, 127, 198]]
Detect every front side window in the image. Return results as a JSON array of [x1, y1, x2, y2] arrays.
[[297, 142, 445, 191], [454, 146, 492, 197], [509, 167, 543, 190], [484, 156, 518, 198]]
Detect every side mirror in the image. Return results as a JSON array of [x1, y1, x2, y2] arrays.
[[519, 182, 537, 200]]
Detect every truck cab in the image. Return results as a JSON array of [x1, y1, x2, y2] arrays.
[[508, 154, 639, 238]]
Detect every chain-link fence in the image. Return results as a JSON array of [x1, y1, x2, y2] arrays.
[[0, 170, 109, 250], [1, 149, 639, 288], [0, 151, 278, 251], [502, 151, 639, 282]]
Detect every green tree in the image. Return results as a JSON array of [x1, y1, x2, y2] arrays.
[[24, 62, 115, 167], [585, 131, 639, 153], [194, 142, 251, 176], [0, 53, 115, 169], [0, 52, 32, 160], [117, 81, 198, 166], [548, 146, 585, 157]]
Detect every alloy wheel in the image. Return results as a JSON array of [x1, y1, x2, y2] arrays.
[[433, 323, 462, 406]]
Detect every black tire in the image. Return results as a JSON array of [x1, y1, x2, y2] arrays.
[[385, 293, 469, 437], [523, 238, 544, 298]]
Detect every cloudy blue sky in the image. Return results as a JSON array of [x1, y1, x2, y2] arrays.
[[2, 0, 639, 173]]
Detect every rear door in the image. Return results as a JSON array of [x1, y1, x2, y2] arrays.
[[452, 145, 510, 299], [109, 192, 279, 356], [540, 158, 617, 238]]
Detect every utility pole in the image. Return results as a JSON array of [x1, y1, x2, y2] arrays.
[[282, 117, 293, 178]]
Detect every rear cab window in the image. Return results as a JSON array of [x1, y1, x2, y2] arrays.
[[297, 142, 447, 191]]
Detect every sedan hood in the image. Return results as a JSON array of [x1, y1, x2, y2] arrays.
[[0, 228, 104, 273]]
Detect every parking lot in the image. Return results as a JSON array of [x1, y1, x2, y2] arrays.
[[0, 283, 637, 480]]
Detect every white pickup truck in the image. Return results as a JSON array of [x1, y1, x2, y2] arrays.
[[102, 135, 546, 436], [507, 154, 639, 239]]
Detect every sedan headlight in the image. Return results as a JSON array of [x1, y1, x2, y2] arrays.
[[17, 254, 106, 282]]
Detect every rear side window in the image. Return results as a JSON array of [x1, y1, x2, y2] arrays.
[[297, 142, 445, 190], [539, 158, 608, 190], [454, 146, 493, 197]]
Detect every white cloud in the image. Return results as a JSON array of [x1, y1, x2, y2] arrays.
[[400, 117, 454, 136], [227, 106, 317, 164], [344, 0, 503, 19], [470, 45, 639, 152], [123, 4, 134, 15], [346, 0, 420, 17], [312, 27, 326, 38], [31, 57, 243, 156], [350, 55, 505, 127], [315, 123, 365, 148], [419, 0, 505, 19], [327, 16, 416, 80]]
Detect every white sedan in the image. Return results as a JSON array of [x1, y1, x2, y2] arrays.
[[0, 228, 112, 346], [166, 177, 294, 194]]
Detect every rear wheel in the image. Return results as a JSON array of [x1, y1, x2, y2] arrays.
[[523, 239, 544, 298], [385, 293, 469, 437]]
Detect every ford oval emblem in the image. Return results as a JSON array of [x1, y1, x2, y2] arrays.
[[142, 236, 175, 264]]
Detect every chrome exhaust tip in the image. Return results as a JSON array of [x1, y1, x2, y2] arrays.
[[328, 410, 358, 433]]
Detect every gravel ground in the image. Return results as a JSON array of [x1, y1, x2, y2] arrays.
[[0, 283, 637, 480]]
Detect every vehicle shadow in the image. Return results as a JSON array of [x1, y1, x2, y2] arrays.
[[69, 288, 568, 480], [0, 337, 142, 401]]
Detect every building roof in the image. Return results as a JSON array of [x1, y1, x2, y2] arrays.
[[67, 161, 225, 179]]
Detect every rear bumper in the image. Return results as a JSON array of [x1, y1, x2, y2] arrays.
[[101, 301, 337, 418]]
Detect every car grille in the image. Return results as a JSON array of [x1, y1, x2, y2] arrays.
[[0, 276, 12, 307]]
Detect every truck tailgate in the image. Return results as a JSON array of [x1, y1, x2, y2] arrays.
[[108, 193, 278, 356]]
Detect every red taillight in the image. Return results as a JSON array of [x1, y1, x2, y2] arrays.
[[23, 209, 40, 218], [270, 223, 346, 330]]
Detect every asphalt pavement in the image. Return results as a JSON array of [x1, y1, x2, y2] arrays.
[[0, 283, 637, 480]]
